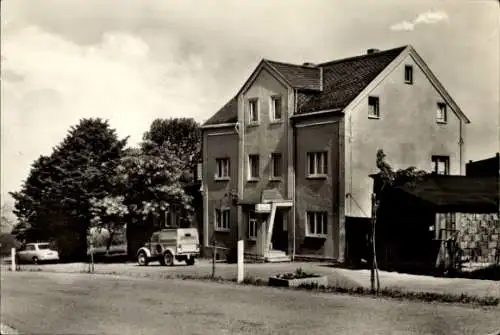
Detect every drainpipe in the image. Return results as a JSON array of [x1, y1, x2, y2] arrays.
[[459, 120, 464, 175], [292, 89, 297, 261]]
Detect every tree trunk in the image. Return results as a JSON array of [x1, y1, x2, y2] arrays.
[[105, 230, 115, 254]]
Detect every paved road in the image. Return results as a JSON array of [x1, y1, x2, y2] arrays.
[[1, 272, 499, 335]]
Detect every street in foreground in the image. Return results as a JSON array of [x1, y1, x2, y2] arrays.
[[1, 271, 499, 335]]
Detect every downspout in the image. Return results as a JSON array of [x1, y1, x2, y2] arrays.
[[202, 135, 209, 250], [459, 120, 464, 175], [292, 89, 297, 261]]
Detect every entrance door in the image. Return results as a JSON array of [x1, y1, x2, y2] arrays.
[[271, 209, 288, 252]]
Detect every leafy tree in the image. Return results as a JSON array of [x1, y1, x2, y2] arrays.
[[89, 195, 129, 252], [1, 203, 14, 233], [114, 145, 194, 256], [371, 150, 428, 293], [142, 118, 201, 183], [10, 118, 128, 260]]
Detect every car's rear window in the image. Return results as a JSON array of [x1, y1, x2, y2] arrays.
[[38, 244, 50, 250]]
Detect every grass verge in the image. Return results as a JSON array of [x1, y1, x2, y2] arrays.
[[65, 269, 499, 307], [9, 266, 499, 307]]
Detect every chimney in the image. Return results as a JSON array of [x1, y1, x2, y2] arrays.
[[302, 62, 317, 68], [367, 48, 380, 55]]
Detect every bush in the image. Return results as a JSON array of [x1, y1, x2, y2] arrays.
[[276, 267, 321, 280]]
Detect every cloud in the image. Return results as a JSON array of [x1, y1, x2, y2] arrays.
[[1, 24, 227, 199], [391, 10, 449, 31], [390, 20, 415, 32], [414, 10, 449, 25]]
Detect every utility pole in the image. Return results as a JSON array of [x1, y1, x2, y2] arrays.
[[370, 193, 380, 294]]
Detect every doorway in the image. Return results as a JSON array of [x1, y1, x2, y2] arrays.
[[271, 209, 288, 252]]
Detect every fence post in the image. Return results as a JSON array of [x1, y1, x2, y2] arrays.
[[89, 242, 95, 273], [212, 240, 216, 279], [237, 240, 244, 283], [11, 248, 16, 272]]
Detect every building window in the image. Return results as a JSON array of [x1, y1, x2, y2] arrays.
[[432, 155, 450, 175], [248, 212, 257, 240], [270, 153, 282, 179], [306, 212, 328, 237], [368, 96, 380, 118], [307, 151, 327, 177], [270, 96, 282, 121], [215, 158, 230, 179], [248, 98, 259, 123], [436, 103, 447, 123], [248, 154, 260, 180], [404, 65, 413, 84], [215, 208, 230, 231]]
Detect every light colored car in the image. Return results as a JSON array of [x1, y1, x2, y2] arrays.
[[16, 242, 59, 264]]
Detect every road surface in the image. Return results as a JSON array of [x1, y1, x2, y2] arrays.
[[1, 271, 499, 335]]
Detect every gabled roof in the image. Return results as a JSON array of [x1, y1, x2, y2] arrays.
[[395, 175, 499, 213], [203, 45, 469, 126], [297, 46, 406, 113]]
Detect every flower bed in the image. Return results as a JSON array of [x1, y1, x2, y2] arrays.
[[268, 268, 328, 288]]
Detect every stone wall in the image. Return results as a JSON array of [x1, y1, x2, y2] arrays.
[[437, 212, 500, 263]]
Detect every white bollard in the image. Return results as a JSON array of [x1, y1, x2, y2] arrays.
[[237, 240, 244, 283], [11, 248, 16, 272]]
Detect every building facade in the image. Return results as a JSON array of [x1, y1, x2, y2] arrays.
[[201, 45, 470, 262]]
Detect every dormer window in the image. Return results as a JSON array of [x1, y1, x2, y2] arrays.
[[248, 98, 259, 123], [404, 65, 413, 84]]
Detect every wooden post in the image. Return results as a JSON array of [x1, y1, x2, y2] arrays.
[[212, 241, 216, 278], [11, 248, 16, 272], [89, 242, 95, 273]]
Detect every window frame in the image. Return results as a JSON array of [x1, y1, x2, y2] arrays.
[[431, 155, 450, 175], [248, 154, 260, 181], [248, 98, 260, 124], [306, 151, 328, 178], [436, 102, 447, 124], [214, 207, 231, 232], [270, 95, 283, 122], [270, 152, 283, 180], [215, 158, 230, 180], [368, 96, 380, 118], [404, 65, 413, 84], [248, 212, 258, 240], [306, 211, 328, 238]]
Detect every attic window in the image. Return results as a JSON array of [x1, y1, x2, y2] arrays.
[[248, 98, 259, 123], [436, 103, 447, 123], [368, 96, 380, 118], [404, 65, 413, 84]]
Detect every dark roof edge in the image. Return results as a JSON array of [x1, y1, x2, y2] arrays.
[[290, 108, 343, 119], [318, 45, 409, 67], [201, 122, 238, 129]]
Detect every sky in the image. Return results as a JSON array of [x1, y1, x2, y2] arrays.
[[1, 0, 499, 217]]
